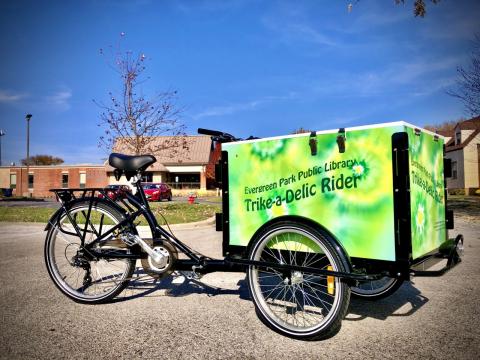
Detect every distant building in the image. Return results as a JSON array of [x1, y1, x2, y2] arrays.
[[442, 116, 480, 195], [0, 135, 220, 198], [107, 135, 220, 190], [0, 165, 107, 198]]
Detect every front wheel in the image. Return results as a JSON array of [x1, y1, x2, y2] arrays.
[[247, 221, 350, 340]]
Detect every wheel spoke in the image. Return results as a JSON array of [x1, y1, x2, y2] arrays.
[[46, 202, 134, 303], [248, 224, 348, 338]]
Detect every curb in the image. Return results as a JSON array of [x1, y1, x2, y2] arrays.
[[164, 215, 216, 230], [0, 215, 217, 230]]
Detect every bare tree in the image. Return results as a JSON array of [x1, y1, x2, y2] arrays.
[[96, 35, 187, 156], [448, 35, 480, 117], [423, 120, 459, 133]]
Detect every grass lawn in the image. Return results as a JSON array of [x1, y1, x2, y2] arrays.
[[1, 195, 477, 225], [0, 202, 221, 225], [148, 202, 220, 225]]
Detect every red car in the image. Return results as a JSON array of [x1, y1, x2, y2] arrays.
[[142, 183, 172, 202], [98, 185, 132, 201]]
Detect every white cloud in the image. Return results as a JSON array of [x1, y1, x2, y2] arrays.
[[0, 90, 28, 103], [341, 5, 411, 33], [193, 93, 297, 119], [174, 0, 252, 13], [46, 89, 72, 111], [30, 142, 107, 164], [262, 16, 339, 47], [309, 55, 463, 99]]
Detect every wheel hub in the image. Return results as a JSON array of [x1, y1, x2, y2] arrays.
[[141, 240, 177, 278], [290, 271, 304, 285], [148, 246, 170, 270]]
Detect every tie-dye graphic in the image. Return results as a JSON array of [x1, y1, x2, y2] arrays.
[[407, 128, 446, 259], [223, 123, 446, 262]]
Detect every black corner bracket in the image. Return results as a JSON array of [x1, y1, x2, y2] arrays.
[[337, 128, 346, 153], [309, 131, 318, 156]]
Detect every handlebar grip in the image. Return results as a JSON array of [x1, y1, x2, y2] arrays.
[[197, 128, 224, 136]]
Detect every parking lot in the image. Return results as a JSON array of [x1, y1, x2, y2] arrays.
[[0, 218, 479, 359]]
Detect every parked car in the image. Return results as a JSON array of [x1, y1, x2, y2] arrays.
[[142, 183, 172, 202], [98, 184, 132, 201]]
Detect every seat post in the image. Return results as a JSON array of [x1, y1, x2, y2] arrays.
[[133, 172, 151, 210]]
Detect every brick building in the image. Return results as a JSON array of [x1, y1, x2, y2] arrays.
[[0, 135, 221, 198], [0, 165, 108, 198]]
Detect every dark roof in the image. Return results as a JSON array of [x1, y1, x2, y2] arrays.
[[436, 129, 454, 138], [444, 116, 480, 152], [446, 129, 479, 152], [457, 116, 480, 131]]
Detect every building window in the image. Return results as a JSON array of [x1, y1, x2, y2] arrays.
[[166, 173, 200, 189], [455, 132, 461, 145], [141, 172, 153, 183], [28, 174, 34, 189], [79, 173, 86, 189], [451, 161, 457, 180], [62, 174, 69, 188], [10, 174, 16, 189]]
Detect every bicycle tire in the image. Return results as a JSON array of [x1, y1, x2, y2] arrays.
[[44, 199, 136, 304], [351, 277, 403, 300], [247, 221, 350, 340]]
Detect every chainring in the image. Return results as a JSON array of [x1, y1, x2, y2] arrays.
[[141, 239, 177, 279]]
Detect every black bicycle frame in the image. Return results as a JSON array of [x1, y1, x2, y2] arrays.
[[50, 181, 202, 264], [50, 171, 461, 282]]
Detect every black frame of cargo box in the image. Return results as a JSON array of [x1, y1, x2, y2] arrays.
[[216, 131, 461, 280]]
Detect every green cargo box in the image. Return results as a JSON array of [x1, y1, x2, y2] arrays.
[[220, 121, 448, 266]]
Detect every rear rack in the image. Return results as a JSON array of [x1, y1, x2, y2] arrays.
[[50, 188, 108, 204]]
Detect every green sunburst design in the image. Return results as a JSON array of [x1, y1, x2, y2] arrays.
[[352, 160, 369, 178], [251, 139, 286, 159], [407, 127, 446, 259]]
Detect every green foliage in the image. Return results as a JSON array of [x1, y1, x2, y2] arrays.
[[21, 154, 64, 166]]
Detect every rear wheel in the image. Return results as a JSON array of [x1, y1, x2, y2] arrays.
[[351, 277, 403, 300], [247, 221, 350, 340], [45, 200, 136, 304]]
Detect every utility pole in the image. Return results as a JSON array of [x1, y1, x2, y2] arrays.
[[25, 114, 32, 196], [0, 130, 5, 166]]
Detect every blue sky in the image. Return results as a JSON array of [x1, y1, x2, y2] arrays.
[[0, 0, 479, 165]]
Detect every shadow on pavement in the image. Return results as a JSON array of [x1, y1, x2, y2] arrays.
[[117, 270, 428, 323], [346, 282, 428, 321], [115, 269, 250, 302]]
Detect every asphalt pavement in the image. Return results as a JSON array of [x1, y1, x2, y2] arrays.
[[0, 218, 479, 359]]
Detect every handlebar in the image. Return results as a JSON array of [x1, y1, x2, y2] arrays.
[[197, 128, 241, 143]]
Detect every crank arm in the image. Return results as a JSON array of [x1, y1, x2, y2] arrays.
[[132, 235, 163, 263]]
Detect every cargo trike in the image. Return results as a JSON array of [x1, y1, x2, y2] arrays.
[[44, 121, 463, 340]]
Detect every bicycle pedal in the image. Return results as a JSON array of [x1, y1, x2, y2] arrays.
[[184, 271, 203, 280]]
